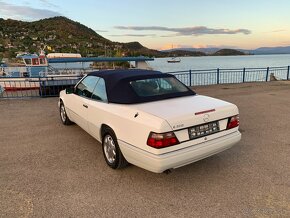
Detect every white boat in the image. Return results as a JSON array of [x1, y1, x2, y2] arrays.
[[0, 51, 154, 92], [167, 45, 181, 63], [167, 57, 181, 63]]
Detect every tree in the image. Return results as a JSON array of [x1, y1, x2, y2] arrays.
[[22, 36, 33, 47]]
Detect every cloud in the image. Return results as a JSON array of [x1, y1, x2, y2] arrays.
[[262, 29, 287, 34], [95, 29, 109, 33], [38, 0, 58, 8], [271, 29, 286, 33], [109, 34, 156, 37], [0, 1, 61, 20], [114, 26, 251, 36]]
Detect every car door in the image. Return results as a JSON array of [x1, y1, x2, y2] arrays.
[[86, 77, 108, 141], [68, 75, 99, 132]]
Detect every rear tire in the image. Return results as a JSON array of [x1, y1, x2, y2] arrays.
[[60, 101, 73, 125], [102, 128, 128, 169]]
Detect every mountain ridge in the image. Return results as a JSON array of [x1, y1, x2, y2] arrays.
[[0, 16, 272, 59], [163, 45, 290, 55], [0, 16, 163, 58]]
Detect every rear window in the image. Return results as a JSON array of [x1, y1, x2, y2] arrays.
[[130, 77, 189, 97]]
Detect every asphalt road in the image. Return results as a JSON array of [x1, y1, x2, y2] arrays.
[[0, 81, 289, 217]]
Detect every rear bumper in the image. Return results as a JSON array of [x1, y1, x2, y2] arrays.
[[118, 131, 241, 173]]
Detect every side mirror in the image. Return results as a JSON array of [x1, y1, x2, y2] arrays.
[[66, 87, 74, 94]]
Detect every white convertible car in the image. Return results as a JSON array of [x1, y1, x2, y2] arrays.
[[59, 69, 241, 173]]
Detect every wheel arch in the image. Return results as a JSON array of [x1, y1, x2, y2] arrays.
[[100, 123, 128, 169], [58, 97, 67, 110], [59, 96, 66, 106], [58, 89, 67, 106], [100, 124, 117, 142]]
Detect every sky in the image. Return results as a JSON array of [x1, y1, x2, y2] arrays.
[[1, 0, 290, 50]]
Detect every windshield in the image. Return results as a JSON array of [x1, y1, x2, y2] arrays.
[[130, 77, 190, 97]]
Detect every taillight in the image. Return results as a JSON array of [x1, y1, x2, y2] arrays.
[[147, 132, 179, 149], [227, 115, 239, 129]]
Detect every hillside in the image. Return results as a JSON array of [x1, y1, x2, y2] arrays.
[[163, 47, 247, 56], [163, 47, 220, 54], [0, 16, 162, 59], [162, 49, 206, 57], [213, 49, 246, 56], [1, 16, 268, 60], [252, 46, 290, 54], [164, 46, 290, 55], [120, 41, 163, 57]]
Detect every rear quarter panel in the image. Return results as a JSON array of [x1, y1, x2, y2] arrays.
[[87, 101, 172, 154]]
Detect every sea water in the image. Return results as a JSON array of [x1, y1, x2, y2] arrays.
[[150, 54, 290, 72]]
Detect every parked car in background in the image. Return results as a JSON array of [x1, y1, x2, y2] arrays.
[[59, 69, 241, 173]]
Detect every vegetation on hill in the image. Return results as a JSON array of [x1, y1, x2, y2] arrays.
[[120, 41, 162, 57], [0, 16, 246, 60], [213, 49, 246, 56], [0, 16, 163, 59], [163, 49, 206, 57]]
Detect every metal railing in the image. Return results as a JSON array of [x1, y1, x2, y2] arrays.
[[0, 66, 290, 98], [0, 76, 82, 98], [168, 66, 290, 86]]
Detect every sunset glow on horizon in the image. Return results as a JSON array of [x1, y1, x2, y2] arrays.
[[1, 0, 290, 50]]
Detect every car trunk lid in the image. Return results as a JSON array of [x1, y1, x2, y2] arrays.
[[131, 95, 238, 131], [131, 95, 239, 154]]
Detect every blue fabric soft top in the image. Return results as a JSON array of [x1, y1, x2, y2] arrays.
[[88, 69, 195, 104]]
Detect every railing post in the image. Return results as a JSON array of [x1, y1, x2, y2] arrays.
[[287, 66, 290, 80], [189, 69, 192, 86], [242, 68, 246, 83], [217, 68, 220, 84], [266, 67, 269, 82], [38, 77, 42, 97]]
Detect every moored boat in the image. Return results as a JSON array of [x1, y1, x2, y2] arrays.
[[167, 57, 181, 63], [0, 51, 154, 94]]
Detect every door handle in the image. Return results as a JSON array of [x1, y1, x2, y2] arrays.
[[83, 104, 88, 108]]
